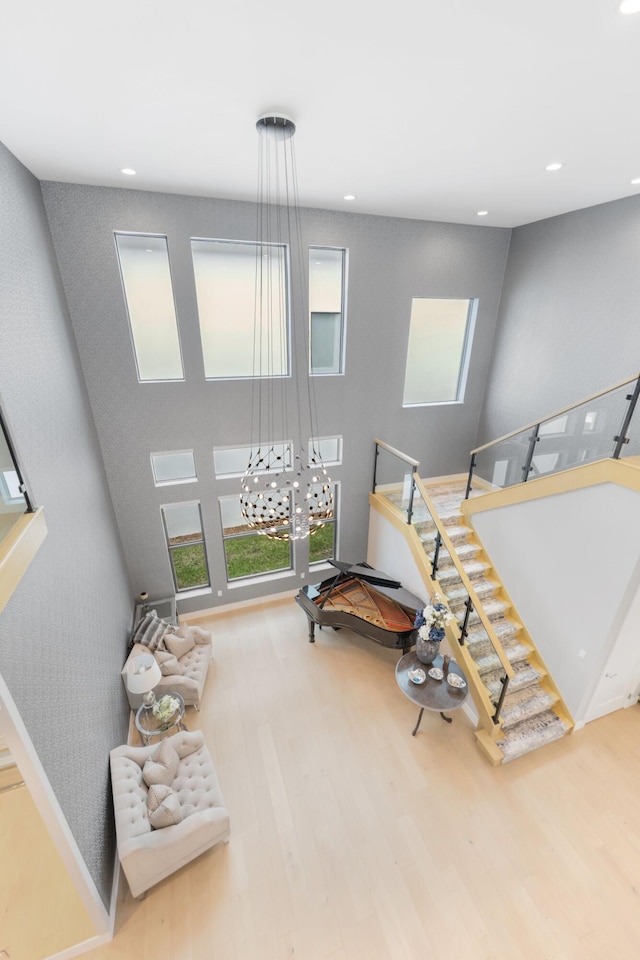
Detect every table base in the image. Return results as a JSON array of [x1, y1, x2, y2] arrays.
[[411, 707, 454, 736]]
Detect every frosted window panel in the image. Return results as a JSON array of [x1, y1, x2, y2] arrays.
[[311, 314, 341, 373], [151, 451, 196, 485], [403, 298, 475, 405], [162, 502, 203, 543], [308, 437, 342, 466], [191, 239, 289, 379], [115, 233, 183, 381], [309, 247, 345, 374], [213, 442, 293, 478]]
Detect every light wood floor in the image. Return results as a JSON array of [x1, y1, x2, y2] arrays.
[[88, 597, 640, 960], [0, 763, 96, 960]]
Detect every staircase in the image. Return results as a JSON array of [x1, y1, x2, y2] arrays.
[[385, 477, 573, 764]]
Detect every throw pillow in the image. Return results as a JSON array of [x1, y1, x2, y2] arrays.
[[142, 739, 180, 787], [154, 649, 183, 677], [146, 783, 182, 829], [130, 611, 170, 652], [164, 631, 196, 659]]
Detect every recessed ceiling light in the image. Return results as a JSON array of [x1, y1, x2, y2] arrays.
[[477, 210, 489, 217], [631, 177, 640, 184], [545, 162, 563, 172], [121, 167, 136, 176], [343, 194, 356, 201], [619, 1, 640, 14]]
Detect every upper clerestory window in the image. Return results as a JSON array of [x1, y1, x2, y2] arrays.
[[191, 238, 289, 380], [114, 233, 184, 382]]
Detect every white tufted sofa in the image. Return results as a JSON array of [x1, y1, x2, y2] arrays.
[[121, 628, 212, 711], [110, 730, 230, 898]]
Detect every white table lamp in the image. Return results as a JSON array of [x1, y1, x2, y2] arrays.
[[127, 653, 162, 708]]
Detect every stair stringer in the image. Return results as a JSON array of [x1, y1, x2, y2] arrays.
[[369, 491, 513, 761], [419, 475, 575, 751]]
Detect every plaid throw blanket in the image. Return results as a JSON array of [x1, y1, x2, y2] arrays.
[[130, 610, 171, 651]]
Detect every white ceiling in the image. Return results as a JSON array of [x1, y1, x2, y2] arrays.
[[2, 0, 640, 228]]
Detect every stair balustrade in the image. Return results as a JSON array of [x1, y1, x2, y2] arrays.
[[371, 445, 513, 729], [468, 372, 640, 494]]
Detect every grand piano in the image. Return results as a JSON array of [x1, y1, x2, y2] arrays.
[[295, 560, 423, 654]]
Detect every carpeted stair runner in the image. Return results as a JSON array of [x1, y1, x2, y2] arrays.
[[385, 481, 570, 762]]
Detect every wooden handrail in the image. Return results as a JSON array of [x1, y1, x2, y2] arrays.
[[374, 439, 420, 469], [471, 372, 639, 456]]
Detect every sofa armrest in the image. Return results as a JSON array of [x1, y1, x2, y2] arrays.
[[189, 625, 212, 645]]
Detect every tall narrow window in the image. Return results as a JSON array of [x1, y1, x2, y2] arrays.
[[161, 502, 210, 592], [191, 239, 289, 379], [403, 298, 476, 406], [309, 247, 346, 375], [309, 482, 338, 565], [114, 233, 184, 382], [219, 495, 292, 581]]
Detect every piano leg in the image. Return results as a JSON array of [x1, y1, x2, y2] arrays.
[[308, 617, 316, 643]]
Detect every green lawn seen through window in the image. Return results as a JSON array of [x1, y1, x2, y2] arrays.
[[171, 543, 209, 590], [309, 522, 335, 564], [224, 534, 291, 580]]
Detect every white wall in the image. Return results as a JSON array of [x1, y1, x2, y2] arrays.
[[470, 482, 640, 720], [584, 557, 640, 722], [367, 510, 429, 606]]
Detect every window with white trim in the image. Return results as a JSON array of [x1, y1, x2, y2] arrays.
[[403, 298, 477, 406], [309, 482, 338, 565], [309, 247, 347, 375], [219, 495, 292, 581], [151, 451, 197, 486], [160, 501, 210, 592], [191, 238, 289, 379], [308, 436, 342, 468], [213, 442, 293, 480], [114, 233, 184, 382]]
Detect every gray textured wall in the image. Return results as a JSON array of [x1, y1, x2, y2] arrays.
[[0, 143, 133, 908], [41, 182, 511, 613], [478, 193, 640, 446]]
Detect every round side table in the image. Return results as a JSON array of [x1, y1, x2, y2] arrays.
[[135, 691, 186, 746], [395, 651, 469, 735]]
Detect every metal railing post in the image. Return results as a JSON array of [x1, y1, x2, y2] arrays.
[[521, 423, 540, 482], [430, 531, 442, 580], [372, 442, 380, 493], [613, 375, 640, 459], [459, 596, 473, 645], [493, 675, 510, 724], [407, 468, 416, 524], [464, 453, 476, 500]]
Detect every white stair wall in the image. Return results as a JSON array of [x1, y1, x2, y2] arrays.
[[469, 480, 640, 723]]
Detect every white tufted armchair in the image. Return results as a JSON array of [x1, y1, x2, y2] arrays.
[[110, 730, 230, 898]]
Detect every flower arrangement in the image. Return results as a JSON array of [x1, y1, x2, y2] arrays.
[[414, 595, 455, 643], [152, 694, 180, 724]]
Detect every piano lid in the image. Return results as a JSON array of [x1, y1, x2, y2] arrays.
[[328, 559, 402, 590]]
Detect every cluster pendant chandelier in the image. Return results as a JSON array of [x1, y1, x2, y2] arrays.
[[240, 114, 333, 542]]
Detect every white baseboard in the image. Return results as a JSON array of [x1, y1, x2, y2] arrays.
[[179, 588, 298, 623]]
